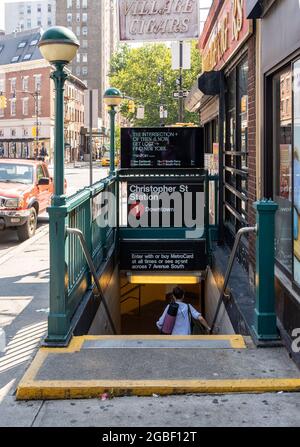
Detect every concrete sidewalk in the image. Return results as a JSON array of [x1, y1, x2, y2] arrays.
[[0, 226, 49, 403]]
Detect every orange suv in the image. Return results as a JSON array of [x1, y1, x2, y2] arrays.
[[0, 159, 54, 241]]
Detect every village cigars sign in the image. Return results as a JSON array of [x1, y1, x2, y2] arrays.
[[118, 0, 200, 42], [200, 0, 252, 72]]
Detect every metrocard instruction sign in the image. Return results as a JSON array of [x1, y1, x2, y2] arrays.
[[118, 0, 200, 42]]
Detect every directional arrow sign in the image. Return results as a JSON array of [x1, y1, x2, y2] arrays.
[[173, 91, 190, 99]]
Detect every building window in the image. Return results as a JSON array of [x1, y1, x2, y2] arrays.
[[67, 0, 72, 8], [11, 56, 20, 63], [35, 75, 42, 92], [22, 77, 29, 91], [224, 58, 249, 252], [77, 26, 81, 36], [10, 78, 16, 93], [27, 20, 32, 28], [76, 53, 80, 63], [0, 108, 4, 118], [76, 66, 81, 76], [37, 4, 42, 13], [82, 53, 87, 63], [82, 0, 87, 8], [37, 19, 42, 27], [82, 13, 87, 22], [10, 100, 16, 116], [76, 13, 81, 23], [82, 26, 88, 36], [82, 40, 88, 48], [48, 3, 52, 13], [27, 6, 31, 14], [67, 13, 72, 23], [82, 66, 88, 75], [22, 98, 29, 115], [48, 18, 52, 26], [76, 0, 81, 9], [18, 41, 27, 49]]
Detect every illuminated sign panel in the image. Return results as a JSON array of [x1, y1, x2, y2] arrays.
[[121, 127, 204, 169]]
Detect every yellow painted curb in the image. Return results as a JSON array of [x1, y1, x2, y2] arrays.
[[17, 378, 300, 400]]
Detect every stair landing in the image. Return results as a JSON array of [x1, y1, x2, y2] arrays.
[[17, 335, 300, 400]]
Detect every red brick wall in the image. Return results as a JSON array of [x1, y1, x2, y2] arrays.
[[247, 33, 257, 274], [3, 65, 51, 120]]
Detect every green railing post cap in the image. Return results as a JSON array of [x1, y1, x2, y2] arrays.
[[254, 199, 278, 212]]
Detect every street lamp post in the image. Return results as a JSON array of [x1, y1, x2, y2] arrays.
[[38, 27, 79, 344], [103, 87, 122, 176], [38, 26, 79, 206]]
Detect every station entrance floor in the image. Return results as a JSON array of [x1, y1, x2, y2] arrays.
[[17, 335, 300, 400]]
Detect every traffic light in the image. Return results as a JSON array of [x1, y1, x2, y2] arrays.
[[128, 100, 135, 114], [0, 95, 7, 109]]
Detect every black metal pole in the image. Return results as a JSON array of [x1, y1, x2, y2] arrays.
[[179, 41, 184, 123], [89, 89, 93, 186], [35, 92, 39, 159]]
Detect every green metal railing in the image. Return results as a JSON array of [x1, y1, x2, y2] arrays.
[[46, 175, 117, 346]]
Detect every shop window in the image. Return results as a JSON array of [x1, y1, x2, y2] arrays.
[[293, 59, 300, 285], [224, 58, 249, 244], [272, 67, 292, 273]]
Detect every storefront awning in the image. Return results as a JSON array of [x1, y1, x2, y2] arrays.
[[185, 79, 208, 113], [246, 0, 275, 19], [185, 71, 223, 113]]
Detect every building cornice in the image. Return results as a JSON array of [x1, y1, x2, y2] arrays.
[[0, 59, 50, 73]]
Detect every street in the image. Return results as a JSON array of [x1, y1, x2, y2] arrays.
[[0, 166, 109, 258]]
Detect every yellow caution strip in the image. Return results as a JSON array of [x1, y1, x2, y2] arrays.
[[75, 335, 247, 349], [17, 378, 300, 401]]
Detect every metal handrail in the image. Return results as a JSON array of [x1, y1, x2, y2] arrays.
[[66, 227, 117, 335], [210, 225, 257, 334]]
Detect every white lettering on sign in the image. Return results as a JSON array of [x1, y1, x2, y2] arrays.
[[118, 0, 200, 42]]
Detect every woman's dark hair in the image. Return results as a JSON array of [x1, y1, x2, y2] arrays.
[[173, 287, 184, 300]]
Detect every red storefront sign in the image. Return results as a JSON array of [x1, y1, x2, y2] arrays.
[[200, 0, 252, 72]]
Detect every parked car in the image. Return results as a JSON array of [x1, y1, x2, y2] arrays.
[[0, 159, 54, 241]]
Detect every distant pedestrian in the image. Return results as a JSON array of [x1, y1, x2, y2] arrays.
[[156, 287, 211, 335]]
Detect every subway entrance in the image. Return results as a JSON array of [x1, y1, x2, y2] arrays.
[[16, 124, 300, 400]]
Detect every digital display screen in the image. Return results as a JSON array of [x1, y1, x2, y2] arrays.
[[121, 127, 204, 169]]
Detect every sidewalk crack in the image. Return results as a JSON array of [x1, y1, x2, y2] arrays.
[[30, 401, 45, 427]]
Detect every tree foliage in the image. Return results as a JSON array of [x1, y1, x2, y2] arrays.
[[109, 43, 201, 127]]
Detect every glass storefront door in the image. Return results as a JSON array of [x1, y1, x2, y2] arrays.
[[272, 67, 293, 273], [224, 58, 249, 257]]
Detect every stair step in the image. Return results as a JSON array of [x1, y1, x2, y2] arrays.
[[83, 335, 246, 350]]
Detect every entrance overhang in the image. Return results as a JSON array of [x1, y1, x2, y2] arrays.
[[246, 0, 276, 19], [185, 71, 223, 113]]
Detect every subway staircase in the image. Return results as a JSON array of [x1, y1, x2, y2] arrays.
[[17, 334, 300, 400]]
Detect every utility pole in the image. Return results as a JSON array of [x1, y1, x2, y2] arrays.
[[89, 89, 93, 186], [35, 90, 39, 159]]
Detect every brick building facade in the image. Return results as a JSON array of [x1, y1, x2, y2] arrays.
[[0, 29, 86, 162], [185, 0, 259, 333]]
